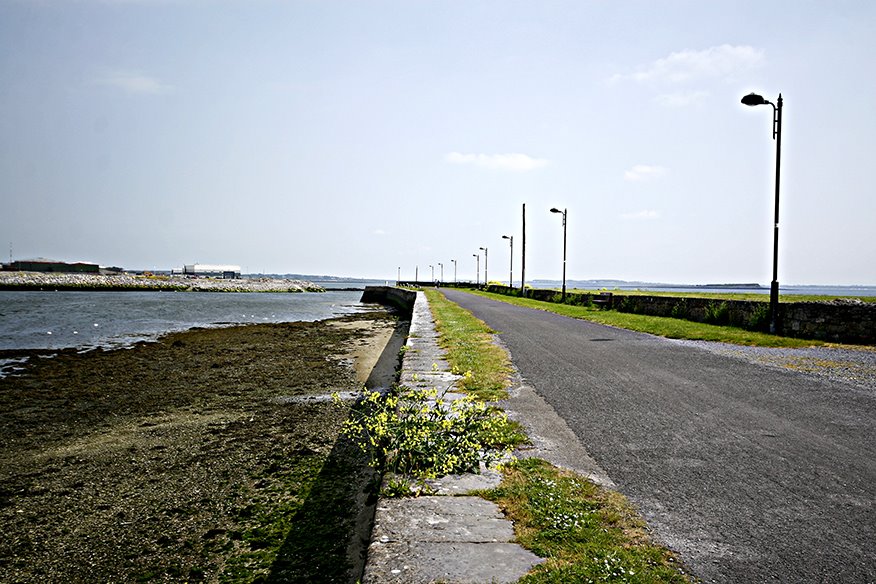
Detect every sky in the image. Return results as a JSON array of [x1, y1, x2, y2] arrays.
[[1, 0, 875, 285]]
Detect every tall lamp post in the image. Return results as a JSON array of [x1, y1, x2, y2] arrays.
[[473, 254, 480, 286], [502, 235, 513, 287], [741, 92, 783, 334], [397, 266, 400, 284], [429, 264, 434, 283], [550, 207, 567, 302], [438, 262, 444, 283], [451, 259, 457, 283], [479, 247, 488, 287], [521, 203, 526, 296]]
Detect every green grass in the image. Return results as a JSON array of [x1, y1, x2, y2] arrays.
[[566, 288, 876, 303], [480, 458, 691, 583], [469, 289, 826, 348], [423, 288, 513, 400]]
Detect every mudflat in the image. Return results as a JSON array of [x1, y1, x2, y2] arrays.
[[0, 310, 400, 583]]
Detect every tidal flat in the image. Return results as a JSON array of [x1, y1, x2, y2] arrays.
[[0, 311, 402, 583]]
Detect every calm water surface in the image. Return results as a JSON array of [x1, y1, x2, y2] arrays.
[[0, 290, 366, 351]]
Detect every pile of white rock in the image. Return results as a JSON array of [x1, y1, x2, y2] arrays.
[[0, 272, 324, 293]]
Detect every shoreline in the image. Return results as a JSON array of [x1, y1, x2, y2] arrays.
[[0, 311, 401, 582], [0, 271, 324, 293]]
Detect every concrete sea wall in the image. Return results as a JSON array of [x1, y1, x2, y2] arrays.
[[360, 286, 417, 314]]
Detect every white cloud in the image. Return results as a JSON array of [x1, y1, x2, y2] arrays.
[[445, 152, 549, 172], [624, 165, 667, 182], [655, 91, 710, 107], [373, 229, 388, 236], [611, 45, 764, 85], [98, 71, 174, 95], [620, 210, 660, 220]]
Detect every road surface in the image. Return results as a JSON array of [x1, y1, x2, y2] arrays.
[[440, 289, 876, 583]]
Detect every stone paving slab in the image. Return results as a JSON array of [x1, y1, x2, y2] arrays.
[[423, 468, 504, 495], [364, 541, 543, 584], [371, 496, 515, 542]]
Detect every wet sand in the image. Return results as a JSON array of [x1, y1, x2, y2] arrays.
[[0, 310, 401, 583]]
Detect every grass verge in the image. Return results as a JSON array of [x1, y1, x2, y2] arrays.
[[567, 288, 876, 303], [423, 288, 514, 400], [479, 458, 691, 583], [469, 289, 825, 348]]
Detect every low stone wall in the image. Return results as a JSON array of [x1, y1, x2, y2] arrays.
[[360, 286, 417, 315], [781, 301, 876, 344], [481, 284, 875, 346]]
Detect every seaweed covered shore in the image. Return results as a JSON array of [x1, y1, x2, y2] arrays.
[[0, 310, 404, 583]]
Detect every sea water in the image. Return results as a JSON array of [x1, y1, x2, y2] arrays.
[[0, 290, 366, 352]]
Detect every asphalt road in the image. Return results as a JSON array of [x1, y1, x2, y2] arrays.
[[440, 289, 876, 584]]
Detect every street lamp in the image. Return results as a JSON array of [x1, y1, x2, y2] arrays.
[[479, 247, 488, 287], [741, 92, 783, 334], [451, 259, 457, 283], [550, 207, 567, 301], [502, 235, 513, 287], [397, 266, 400, 284], [438, 262, 444, 283], [429, 264, 434, 283], [473, 254, 480, 286]]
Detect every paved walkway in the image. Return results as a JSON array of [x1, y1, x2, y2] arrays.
[[362, 291, 544, 583]]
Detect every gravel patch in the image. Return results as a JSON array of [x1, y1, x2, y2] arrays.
[[671, 339, 876, 392]]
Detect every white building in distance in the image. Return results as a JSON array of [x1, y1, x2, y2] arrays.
[[181, 264, 241, 279]]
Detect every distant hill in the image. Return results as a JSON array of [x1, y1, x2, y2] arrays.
[[246, 273, 386, 283], [529, 279, 765, 290]]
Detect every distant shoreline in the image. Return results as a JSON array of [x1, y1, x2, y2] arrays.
[[0, 272, 324, 293]]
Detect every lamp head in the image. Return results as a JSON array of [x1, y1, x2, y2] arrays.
[[502, 235, 511, 240], [741, 93, 767, 106], [550, 207, 562, 214]]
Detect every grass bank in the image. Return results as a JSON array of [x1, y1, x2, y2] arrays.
[[423, 288, 513, 400], [567, 288, 876, 304], [469, 289, 825, 348], [479, 458, 690, 583], [425, 289, 692, 582]]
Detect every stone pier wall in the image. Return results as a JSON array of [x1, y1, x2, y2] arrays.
[[360, 286, 417, 315]]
